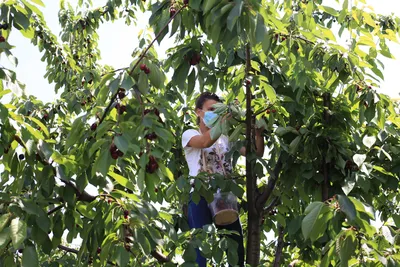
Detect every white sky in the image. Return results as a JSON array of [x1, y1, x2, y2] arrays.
[[1, 0, 399, 103]]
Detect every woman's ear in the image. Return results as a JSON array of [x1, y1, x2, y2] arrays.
[[195, 108, 202, 117]]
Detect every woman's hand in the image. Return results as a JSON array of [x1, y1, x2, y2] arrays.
[[221, 113, 232, 123], [254, 124, 264, 136]]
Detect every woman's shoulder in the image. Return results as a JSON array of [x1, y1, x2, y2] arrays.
[[182, 128, 200, 137]]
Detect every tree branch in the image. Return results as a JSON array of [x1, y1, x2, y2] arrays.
[[245, 43, 257, 216], [47, 204, 65, 215], [263, 196, 280, 215], [256, 156, 283, 211], [150, 250, 170, 263], [58, 245, 115, 266], [98, 5, 186, 126], [272, 225, 284, 267], [321, 93, 331, 201], [60, 177, 97, 202], [58, 245, 79, 254]]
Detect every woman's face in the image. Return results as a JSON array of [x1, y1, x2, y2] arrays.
[[196, 99, 218, 126]]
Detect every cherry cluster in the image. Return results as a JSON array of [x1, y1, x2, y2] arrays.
[[184, 52, 201, 66], [110, 142, 124, 160], [144, 108, 163, 140], [146, 155, 159, 173], [356, 84, 372, 92], [140, 63, 151, 74]]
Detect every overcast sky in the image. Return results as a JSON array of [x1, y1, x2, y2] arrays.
[[1, 0, 399, 103]]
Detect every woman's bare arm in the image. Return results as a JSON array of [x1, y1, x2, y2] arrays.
[[187, 129, 219, 148], [240, 128, 265, 157]]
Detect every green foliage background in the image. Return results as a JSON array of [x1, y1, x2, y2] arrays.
[[0, 0, 400, 266]]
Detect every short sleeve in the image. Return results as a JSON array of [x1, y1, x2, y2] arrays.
[[182, 129, 200, 148]]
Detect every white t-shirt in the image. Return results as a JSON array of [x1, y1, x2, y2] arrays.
[[181, 129, 233, 178]]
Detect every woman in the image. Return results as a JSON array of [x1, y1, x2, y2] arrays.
[[181, 92, 264, 267]]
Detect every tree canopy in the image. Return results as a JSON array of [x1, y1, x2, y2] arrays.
[[0, 0, 400, 266]]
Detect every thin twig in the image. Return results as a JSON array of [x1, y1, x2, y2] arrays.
[[47, 204, 65, 215], [57, 245, 116, 266], [272, 225, 284, 267], [256, 155, 283, 211], [253, 103, 276, 117], [263, 196, 280, 215]]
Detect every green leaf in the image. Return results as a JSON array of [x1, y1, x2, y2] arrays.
[[10, 218, 27, 249], [319, 5, 339, 16], [114, 135, 129, 154], [76, 203, 96, 220], [302, 202, 331, 241], [115, 246, 129, 267], [148, 63, 164, 89], [108, 171, 135, 192], [337, 194, 356, 222], [135, 229, 151, 255], [93, 147, 112, 177], [212, 245, 223, 263], [0, 214, 11, 233], [229, 124, 244, 142], [26, 116, 49, 137], [36, 213, 50, 233], [187, 68, 196, 96], [20, 200, 41, 215], [66, 117, 85, 149], [226, 0, 243, 31], [22, 245, 39, 267], [113, 189, 140, 202], [0, 228, 10, 248], [137, 169, 145, 191], [23, 123, 44, 140], [210, 122, 222, 140], [172, 63, 190, 90], [14, 11, 30, 30], [120, 74, 134, 90], [349, 197, 374, 220], [183, 243, 197, 262], [261, 82, 277, 103], [339, 231, 357, 267], [352, 154, 366, 167], [227, 249, 239, 266], [203, 0, 218, 14], [362, 135, 376, 149], [341, 177, 355, 195], [392, 214, 400, 228], [255, 13, 267, 43], [138, 72, 149, 95], [31, 0, 45, 7], [289, 136, 301, 154]]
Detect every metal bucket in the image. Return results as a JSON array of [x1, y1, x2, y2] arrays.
[[209, 191, 239, 226]]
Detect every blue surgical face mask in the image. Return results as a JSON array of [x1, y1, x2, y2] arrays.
[[203, 111, 218, 128]]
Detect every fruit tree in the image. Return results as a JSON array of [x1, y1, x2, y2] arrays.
[[0, 0, 400, 266]]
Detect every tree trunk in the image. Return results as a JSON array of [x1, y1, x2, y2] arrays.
[[244, 43, 262, 266], [321, 93, 331, 201], [246, 214, 262, 265]]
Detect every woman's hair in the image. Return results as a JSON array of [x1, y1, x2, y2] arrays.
[[195, 92, 221, 125]]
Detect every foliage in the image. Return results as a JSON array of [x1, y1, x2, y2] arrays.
[[0, 0, 400, 266]]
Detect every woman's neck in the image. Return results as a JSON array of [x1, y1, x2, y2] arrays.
[[199, 124, 209, 134]]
